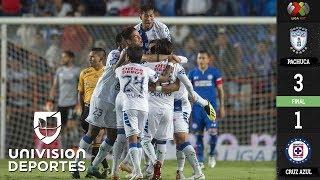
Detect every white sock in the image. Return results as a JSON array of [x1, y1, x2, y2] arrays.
[[138, 146, 143, 162], [193, 91, 208, 107], [129, 146, 142, 175], [156, 143, 167, 164], [176, 149, 185, 171], [141, 139, 157, 164], [92, 138, 113, 167], [75, 135, 92, 163], [122, 150, 131, 165], [112, 134, 126, 176], [183, 144, 202, 175]]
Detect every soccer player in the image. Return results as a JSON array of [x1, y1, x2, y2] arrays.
[[47, 51, 80, 139], [115, 45, 171, 180], [140, 38, 181, 180], [152, 39, 205, 179], [188, 50, 225, 169], [79, 27, 143, 179], [135, 4, 171, 53], [77, 48, 109, 177]]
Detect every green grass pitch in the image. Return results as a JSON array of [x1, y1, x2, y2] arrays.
[[0, 159, 275, 180]]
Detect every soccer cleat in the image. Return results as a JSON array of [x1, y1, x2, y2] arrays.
[[208, 156, 216, 168], [119, 162, 133, 174], [204, 100, 216, 121], [130, 173, 144, 180], [101, 167, 110, 178], [176, 170, 186, 180], [186, 173, 205, 180], [71, 169, 80, 179], [86, 165, 104, 179], [152, 161, 162, 180]]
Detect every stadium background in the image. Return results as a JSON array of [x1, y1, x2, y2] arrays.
[[0, 0, 276, 162]]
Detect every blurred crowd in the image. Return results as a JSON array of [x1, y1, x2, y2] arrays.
[[1, 0, 276, 17]]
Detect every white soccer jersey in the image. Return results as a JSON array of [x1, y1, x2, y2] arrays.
[[106, 49, 121, 68], [115, 63, 159, 112], [142, 60, 176, 109], [135, 20, 171, 53], [91, 49, 121, 104]]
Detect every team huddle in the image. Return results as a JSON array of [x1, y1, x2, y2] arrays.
[[70, 4, 225, 180]]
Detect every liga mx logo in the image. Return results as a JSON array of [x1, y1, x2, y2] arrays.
[[287, 2, 310, 17], [290, 27, 307, 54], [285, 138, 311, 164], [33, 112, 61, 144]]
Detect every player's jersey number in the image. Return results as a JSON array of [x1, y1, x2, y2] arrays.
[[123, 75, 145, 94]]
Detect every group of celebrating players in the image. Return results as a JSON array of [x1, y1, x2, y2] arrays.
[[64, 4, 225, 180]]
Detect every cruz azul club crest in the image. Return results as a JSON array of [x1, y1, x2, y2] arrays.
[[290, 27, 307, 54], [34, 112, 61, 144], [285, 138, 311, 164]]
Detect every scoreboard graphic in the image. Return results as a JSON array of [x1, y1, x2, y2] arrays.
[[278, 0, 320, 179]]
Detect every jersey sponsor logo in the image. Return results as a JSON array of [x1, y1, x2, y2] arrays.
[[150, 91, 172, 98], [285, 138, 311, 164], [290, 27, 307, 54], [154, 63, 167, 73], [194, 80, 213, 87], [122, 67, 144, 75], [34, 112, 61, 145]]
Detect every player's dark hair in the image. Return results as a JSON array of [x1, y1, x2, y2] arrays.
[[140, 4, 154, 14], [115, 32, 124, 47], [121, 26, 136, 40], [127, 45, 143, 63], [198, 49, 210, 56], [91, 47, 106, 60], [156, 38, 173, 55], [149, 39, 159, 54], [63, 50, 75, 59]]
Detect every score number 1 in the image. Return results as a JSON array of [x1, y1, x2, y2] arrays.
[[294, 73, 303, 129]]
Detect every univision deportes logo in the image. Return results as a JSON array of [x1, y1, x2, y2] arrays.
[[287, 2, 310, 20]]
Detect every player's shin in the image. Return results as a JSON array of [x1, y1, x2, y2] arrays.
[[176, 149, 185, 171], [192, 91, 208, 107], [92, 138, 114, 167], [76, 134, 93, 163], [128, 135, 142, 176], [195, 134, 204, 163], [141, 138, 157, 164], [155, 140, 167, 164], [112, 131, 127, 176], [179, 142, 202, 175], [209, 132, 218, 156]]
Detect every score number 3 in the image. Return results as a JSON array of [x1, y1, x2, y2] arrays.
[[294, 73, 303, 92], [293, 73, 303, 129]]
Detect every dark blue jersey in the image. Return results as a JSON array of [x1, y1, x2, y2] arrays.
[[188, 67, 222, 108]]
